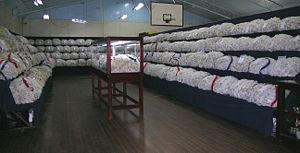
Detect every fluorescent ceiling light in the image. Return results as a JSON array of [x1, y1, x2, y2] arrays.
[[102, 41, 134, 47], [124, 3, 129, 7], [36, 0, 43, 5], [33, 1, 38, 6], [43, 14, 49, 20], [72, 18, 87, 23], [120, 14, 127, 20], [134, 3, 144, 11]]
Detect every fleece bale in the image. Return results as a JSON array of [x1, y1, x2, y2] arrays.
[[51, 52, 62, 59], [37, 46, 45, 52], [16, 36, 30, 44], [86, 59, 92, 66], [29, 39, 35, 45], [27, 45, 38, 53], [17, 52, 33, 70], [207, 25, 221, 38], [214, 76, 239, 95], [252, 35, 272, 51], [87, 46, 97, 52], [35, 39, 44, 45], [44, 39, 53, 46], [165, 67, 179, 81], [61, 39, 68, 45], [249, 83, 277, 107], [45, 46, 55, 52], [9, 76, 43, 104], [215, 37, 237, 51], [270, 57, 300, 77], [175, 68, 196, 83], [292, 36, 300, 51], [186, 52, 206, 67], [55, 46, 64, 52], [70, 52, 79, 59], [62, 53, 71, 60], [231, 22, 250, 35], [78, 59, 87, 66], [262, 17, 281, 32], [280, 16, 300, 31], [78, 47, 88, 52], [76, 39, 85, 46], [230, 55, 255, 72], [79, 52, 87, 59], [64, 46, 71, 53], [52, 38, 61, 45], [65, 60, 78, 67], [217, 23, 234, 36], [214, 55, 234, 70], [56, 59, 66, 67], [42, 58, 56, 69], [68, 39, 76, 46], [85, 39, 94, 46], [201, 52, 224, 69], [197, 75, 216, 91], [183, 70, 210, 88], [268, 34, 294, 51], [249, 57, 276, 75], [233, 37, 253, 51], [247, 19, 266, 33], [69, 46, 79, 53], [230, 79, 258, 101]]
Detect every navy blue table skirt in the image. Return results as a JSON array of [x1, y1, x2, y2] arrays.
[[144, 75, 274, 136]]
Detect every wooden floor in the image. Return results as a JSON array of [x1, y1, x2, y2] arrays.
[[0, 75, 299, 153]]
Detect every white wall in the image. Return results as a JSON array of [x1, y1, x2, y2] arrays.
[[23, 19, 185, 37], [0, 3, 23, 34]]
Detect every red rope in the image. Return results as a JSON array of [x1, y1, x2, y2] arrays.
[[271, 85, 278, 107], [22, 77, 34, 91], [211, 75, 219, 91], [143, 63, 148, 69], [176, 66, 180, 76], [154, 41, 158, 52], [7, 53, 18, 68]]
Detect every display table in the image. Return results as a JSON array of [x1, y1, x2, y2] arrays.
[[91, 37, 144, 120]]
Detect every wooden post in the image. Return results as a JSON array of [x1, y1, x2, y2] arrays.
[[139, 78, 144, 117], [108, 80, 113, 120], [123, 82, 127, 105]]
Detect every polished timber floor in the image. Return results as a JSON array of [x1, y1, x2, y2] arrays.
[[0, 75, 299, 153]]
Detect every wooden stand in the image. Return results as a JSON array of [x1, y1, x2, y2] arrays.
[[276, 80, 300, 142], [92, 71, 143, 120]]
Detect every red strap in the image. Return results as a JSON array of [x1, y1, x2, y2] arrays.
[[154, 41, 158, 52], [176, 66, 180, 76], [143, 63, 148, 69], [22, 77, 34, 91], [7, 53, 18, 68], [169, 53, 176, 62], [210, 75, 219, 91], [0, 60, 3, 65], [271, 85, 278, 107]]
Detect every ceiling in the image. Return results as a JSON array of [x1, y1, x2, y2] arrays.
[[4, 0, 300, 22]]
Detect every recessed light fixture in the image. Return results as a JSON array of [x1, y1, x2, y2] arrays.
[[33, 1, 38, 6], [43, 14, 49, 20], [33, 0, 43, 6], [120, 14, 128, 20], [133, 3, 144, 11], [124, 3, 130, 7], [72, 18, 87, 23], [36, 0, 43, 5]]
